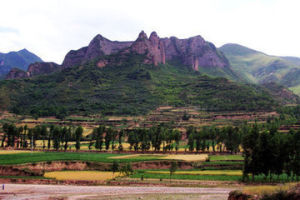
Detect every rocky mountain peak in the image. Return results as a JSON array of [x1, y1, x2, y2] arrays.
[[137, 31, 148, 40], [62, 34, 132, 68], [130, 31, 165, 66], [62, 30, 232, 73], [149, 31, 160, 46]]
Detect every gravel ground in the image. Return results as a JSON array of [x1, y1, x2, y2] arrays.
[[0, 184, 234, 200]]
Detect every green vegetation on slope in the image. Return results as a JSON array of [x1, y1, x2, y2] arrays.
[[220, 43, 300, 96], [0, 54, 278, 117]]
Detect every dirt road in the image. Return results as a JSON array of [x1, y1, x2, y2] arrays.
[[0, 184, 234, 200]]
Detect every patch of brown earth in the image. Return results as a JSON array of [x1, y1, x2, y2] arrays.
[[0, 166, 40, 176], [13, 161, 110, 174], [132, 160, 193, 170], [11, 160, 193, 174]]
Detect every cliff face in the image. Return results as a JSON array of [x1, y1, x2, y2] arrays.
[[6, 62, 60, 79], [162, 35, 229, 70], [6, 68, 28, 79], [62, 34, 132, 68], [128, 31, 165, 66], [27, 62, 60, 77], [62, 31, 230, 72]]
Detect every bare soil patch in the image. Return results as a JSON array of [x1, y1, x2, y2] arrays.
[[0, 184, 234, 200]]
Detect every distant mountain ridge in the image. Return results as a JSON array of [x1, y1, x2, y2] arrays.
[[0, 49, 42, 77], [219, 43, 300, 95]]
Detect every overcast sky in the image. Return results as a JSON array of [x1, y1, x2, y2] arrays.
[[0, 0, 299, 64]]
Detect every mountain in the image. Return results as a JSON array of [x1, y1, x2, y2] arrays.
[[0, 31, 282, 117], [0, 49, 42, 78], [219, 43, 300, 95], [62, 31, 239, 80], [0, 62, 278, 117]]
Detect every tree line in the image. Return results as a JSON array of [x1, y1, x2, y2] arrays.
[[1, 123, 83, 151]]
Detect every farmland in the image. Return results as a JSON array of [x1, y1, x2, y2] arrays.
[[44, 171, 122, 181], [0, 108, 299, 200], [0, 152, 163, 165]]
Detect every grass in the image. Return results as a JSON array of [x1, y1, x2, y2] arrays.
[[0, 152, 163, 165], [130, 172, 241, 181], [44, 171, 122, 181], [209, 154, 243, 161], [202, 161, 243, 165], [146, 170, 243, 176]]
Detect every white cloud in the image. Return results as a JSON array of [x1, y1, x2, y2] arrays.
[[0, 0, 299, 63]]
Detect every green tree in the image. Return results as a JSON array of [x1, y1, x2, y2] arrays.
[[169, 161, 178, 183], [53, 126, 61, 151], [40, 125, 48, 150], [111, 161, 119, 175], [75, 126, 83, 151], [105, 128, 113, 151], [188, 133, 194, 152]]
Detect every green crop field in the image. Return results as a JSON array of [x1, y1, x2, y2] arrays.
[[130, 171, 242, 181], [209, 155, 243, 161], [0, 152, 162, 165]]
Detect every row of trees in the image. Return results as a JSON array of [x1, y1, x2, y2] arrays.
[[1, 123, 83, 151], [1, 121, 298, 156], [89, 124, 181, 152], [186, 125, 241, 153]]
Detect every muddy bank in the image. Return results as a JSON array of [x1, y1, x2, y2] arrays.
[[132, 160, 193, 170], [2, 160, 193, 176], [0, 166, 40, 176], [13, 161, 111, 174], [0, 177, 105, 185]]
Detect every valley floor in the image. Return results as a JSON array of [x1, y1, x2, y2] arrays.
[[0, 184, 234, 200]]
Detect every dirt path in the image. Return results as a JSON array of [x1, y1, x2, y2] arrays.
[[0, 184, 234, 200]]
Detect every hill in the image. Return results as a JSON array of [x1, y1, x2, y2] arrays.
[[219, 43, 300, 95], [0, 49, 42, 78], [0, 55, 278, 117]]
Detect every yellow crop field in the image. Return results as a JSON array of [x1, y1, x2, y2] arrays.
[[163, 154, 208, 161], [147, 170, 242, 176], [242, 183, 297, 196], [83, 127, 93, 136], [110, 154, 208, 162], [44, 171, 122, 181], [111, 154, 140, 159], [0, 150, 36, 154]]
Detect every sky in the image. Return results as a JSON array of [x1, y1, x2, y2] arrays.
[[0, 0, 299, 64]]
